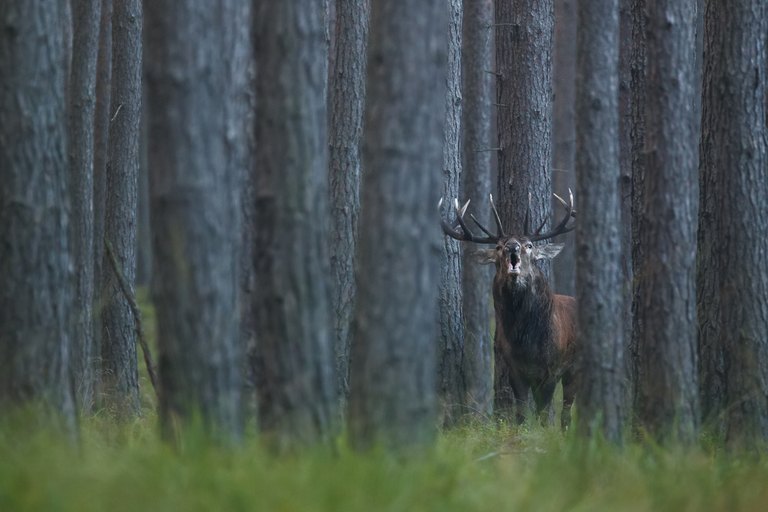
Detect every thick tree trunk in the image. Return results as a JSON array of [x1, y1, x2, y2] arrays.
[[146, 0, 251, 441], [699, 0, 768, 447], [494, 0, 555, 418], [251, 0, 338, 449], [348, 0, 446, 451], [0, 0, 76, 430], [328, 0, 369, 405], [574, 0, 624, 441], [99, 0, 141, 417], [460, 0, 494, 421], [438, 0, 466, 427], [633, 0, 699, 443], [69, 0, 102, 412]]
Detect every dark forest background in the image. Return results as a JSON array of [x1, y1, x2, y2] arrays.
[[1, 0, 767, 470]]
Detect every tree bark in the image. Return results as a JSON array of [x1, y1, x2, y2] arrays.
[[438, 0, 466, 427], [347, 0, 446, 451], [628, 0, 646, 433], [251, 0, 338, 449], [494, 0, 555, 417], [552, 0, 577, 298], [146, 0, 250, 441], [460, 0, 494, 421], [633, 0, 699, 443], [328, 0, 369, 405], [92, 0, 112, 393], [574, 0, 624, 442], [0, 0, 76, 430], [699, 0, 768, 447], [69, 0, 102, 413], [99, 0, 141, 417]]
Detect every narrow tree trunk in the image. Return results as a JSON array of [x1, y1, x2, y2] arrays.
[[146, 0, 251, 441], [628, 0, 646, 431], [494, 0, 555, 418], [92, 0, 112, 392], [460, 0, 494, 421], [0, 0, 76, 431], [633, 0, 699, 443], [328, 0, 369, 405], [618, 0, 635, 417], [574, 0, 624, 442], [438, 0, 466, 427], [552, 0, 577, 298], [69, 0, 102, 413], [99, 0, 141, 417], [348, 0, 446, 451], [251, 0, 338, 449], [699, 0, 768, 447]]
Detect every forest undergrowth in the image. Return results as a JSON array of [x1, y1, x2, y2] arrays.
[[1, 294, 767, 512]]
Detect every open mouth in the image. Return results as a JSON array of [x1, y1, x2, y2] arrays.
[[507, 257, 521, 275]]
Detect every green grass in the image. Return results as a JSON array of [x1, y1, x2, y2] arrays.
[[2, 415, 768, 512], [4, 292, 767, 511]]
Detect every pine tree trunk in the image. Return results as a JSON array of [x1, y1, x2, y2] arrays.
[[438, 0, 466, 427], [92, 0, 112, 394], [99, 0, 141, 417], [251, 0, 338, 449], [347, 0, 446, 451], [0, 0, 76, 431], [328, 0, 369, 405], [552, 0, 577, 298], [146, 0, 251, 441], [633, 0, 699, 443], [574, 0, 624, 441], [69, 0, 102, 412], [699, 0, 768, 447], [460, 0, 494, 421], [494, 0, 555, 418]]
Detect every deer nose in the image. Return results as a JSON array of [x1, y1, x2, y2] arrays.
[[511, 242, 521, 254]]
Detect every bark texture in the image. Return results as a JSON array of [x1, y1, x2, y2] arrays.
[[438, 0, 466, 426], [494, 0, 555, 417], [698, 0, 768, 446], [552, 0, 577, 298], [328, 0, 369, 403], [460, 0, 494, 420], [633, 0, 699, 443], [92, 0, 112, 381], [0, 0, 76, 429], [574, 0, 624, 441], [99, 0, 141, 416], [69, 0, 102, 412], [348, 0, 446, 450], [146, 0, 251, 440], [251, 0, 338, 449]]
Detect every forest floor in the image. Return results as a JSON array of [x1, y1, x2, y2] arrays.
[[2, 294, 768, 511], [2, 414, 768, 512]]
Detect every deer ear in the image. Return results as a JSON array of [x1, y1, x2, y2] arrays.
[[533, 243, 564, 261], [470, 248, 497, 265]]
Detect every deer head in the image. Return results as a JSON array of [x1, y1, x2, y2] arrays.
[[438, 191, 575, 285]]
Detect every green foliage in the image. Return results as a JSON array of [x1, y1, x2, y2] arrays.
[[2, 415, 768, 512]]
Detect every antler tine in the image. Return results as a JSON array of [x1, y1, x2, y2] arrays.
[[438, 197, 499, 244], [489, 194, 505, 237], [528, 189, 576, 242]]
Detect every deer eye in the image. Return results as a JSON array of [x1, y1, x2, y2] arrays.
[[525, 242, 533, 250]]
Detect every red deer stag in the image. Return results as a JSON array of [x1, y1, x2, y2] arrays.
[[439, 193, 577, 429]]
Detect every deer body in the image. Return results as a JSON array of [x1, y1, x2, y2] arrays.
[[439, 194, 577, 428]]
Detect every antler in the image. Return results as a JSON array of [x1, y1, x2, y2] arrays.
[[527, 188, 576, 242], [438, 195, 503, 244]]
